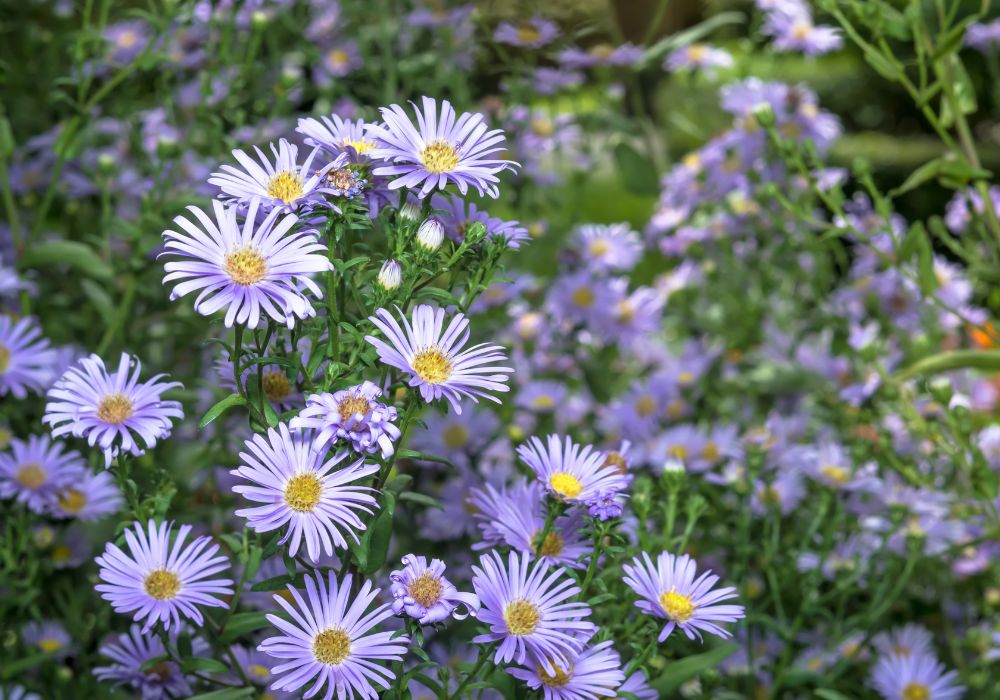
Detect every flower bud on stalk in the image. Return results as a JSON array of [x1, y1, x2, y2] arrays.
[[399, 202, 421, 222], [377, 259, 402, 291], [661, 457, 687, 492], [416, 218, 444, 252]]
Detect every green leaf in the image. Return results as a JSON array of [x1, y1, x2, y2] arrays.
[[643, 11, 745, 63], [199, 393, 246, 429], [894, 349, 1000, 381], [399, 490, 443, 510], [613, 142, 659, 196], [20, 240, 112, 281], [650, 644, 738, 694], [220, 611, 272, 643], [138, 654, 171, 673], [181, 657, 231, 674], [81, 279, 115, 324], [349, 491, 396, 574], [250, 574, 295, 592], [816, 690, 854, 700], [187, 689, 255, 700], [397, 449, 455, 468], [940, 56, 977, 128], [914, 224, 937, 295]]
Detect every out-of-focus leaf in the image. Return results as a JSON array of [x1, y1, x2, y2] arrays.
[[199, 393, 245, 429], [220, 611, 271, 643], [613, 142, 659, 196], [249, 574, 295, 592], [895, 349, 1000, 380], [188, 689, 255, 700], [399, 490, 443, 510], [349, 491, 395, 575], [20, 240, 112, 281], [181, 657, 230, 674], [650, 644, 737, 694]]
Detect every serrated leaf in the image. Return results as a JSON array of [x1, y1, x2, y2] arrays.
[[20, 240, 112, 281], [199, 393, 246, 429]]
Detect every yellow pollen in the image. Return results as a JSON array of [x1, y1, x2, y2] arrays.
[[343, 137, 376, 154], [224, 247, 268, 286], [118, 30, 138, 48], [248, 664, 270, 678], [328, 48, 349, 67], [407, 572, 444, 608], [549, 472, 583, 500], [420, 139, 460, 174], [15, 463, 46, 489], [791, 21, 812, 41], [533, 531, 565, 558], [537, 660, 573, 688], [588, 239, 610, 257], [531, 394, 556, 409], [262, 369, 292, 403], [615, 301, 635, 324], [589, 44, 614, 60], [0, 344, 10, 373], [635, 394, 657, 417], [688, 44, 707, 62], [667, 399, 686, 418], [659, 589, 695, 622], [57, 488, 87, 513], [265, 170, 305, 204], [820, 465, 849, 486], [668, 445, 688, 461], [313, 628, 351, 665], [683, 153, 702, 170], [532, 119, 554, 137], [284, 473, 322, 512], [902, 683, 930, 700], [570, 286, 595, 308], [51, 545, 71, 563], [517, 24, 541, 44], [326, 168, 356, 191], [603, 451, 628, 475], [702, 442, 720, 462], [144, 568, 181, 600], [38, 639, 64, 653], [503, 599, 541, 636], [442, 423, 469, 449], [678, 371, 695, 385], [337, 394, 371, 418], [411, 347, 453, 384], [891, 643, 912, 657], [97, 392, 134, 424]]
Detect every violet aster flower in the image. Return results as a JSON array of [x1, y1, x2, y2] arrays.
[[315, 40, 362, 83], [618, 670, 658, 699], [482, 486, 590, 569], [764, 10, 843, 55], [161, 199, 331, 329], [50, 468, 123, 520], [508, 639, 625, 699], [43, 353, 183, 467], [870, 649, 964, 700], [231, 424, 379, 563], [494, 17, 560, 48], [573, 223, 642, 272], [297, 113, 378, 160], [873, 625, 935, 660], [0, 688, 39, 700], [23, 620, 72, 658], [665, 43, 734, 73], [94, 624, 192, 699], [976, 424, 1000, 470], [389, 553, 479, 624], [209, 138, 343, 213], [471, 550, 594, 673], [259, 570, 410, 699], [623, 551, 744, 642], [365, 304, 513, 412], [0, 435, 84, 514], [366, 96, 518, 198], [0, 316, 58, 398], [967, 19, 1000, 52], [585, 490, 624, 521], [518, 434, 628, 503], [228, 644, 290, 695], [432, 193, 530, 249], [95, 520, 233, 632], [290, 382, 400, 458]]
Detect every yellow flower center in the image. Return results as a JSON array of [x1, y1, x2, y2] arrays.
[[537, 660, 573, 688], [38, 638, 64, 653], [820, 465, 849, 486], [262, 369, 292, 403], [531, 394, 556, 409], [589, 44, 614, 60], [58, 488, 87, 513], [659, 589, 696, 622], [15, 463, 46, 489], [517, 24, 541, 44], [224, 247, 268, 286], [51, 545, 71, 563], [503, 599, 541, 636], [683, 153, 702, 170], [118, 30, 138, 48], [615, 300, 635, 324], [549, 472, 583, 500], [891, 643, 912, 657], [97, 392, 134, 424], [284, 473, 322, 512], [420, 139, 460, 174], [313, 628, 351, 665], [442, 423, 469, 449], [265, 170, 305, 204], [407, 572, 444, 608], [533, 531, 565, 558], [588, 239, 610, 257], [411, 347, 453, 384], [902, 683, 930, 700], [668, 445, 688, 461], [635, 394, 657, 417], [571, 286, 595, 308], [604, 451, 628, 474], [0, 344, 10, 373], [343, 137, 376, 154], [666, 399, 686, 418], [248, 664, 270, 678], [337, 394, 371, 418], [678, 371, 695, 385], [532, 118, 554, 137], [791, 21, 812, 41], [760, 485, 781, 506], [327, 48, 349, 67], [688, 44, 707, 62], [144, 568, 181, 600], [702, 442, 720, 462]]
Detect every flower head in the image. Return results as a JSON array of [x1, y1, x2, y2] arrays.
[[389, 554, 479, 624], [870, 650, 964, 700], [366, 305, 512, 412], [0, 435, 84, 514], [161, 199, 331, 329], [43, 353, 183, 467], [494, 16, 560, 48], [472, 550, 594, 674], [94, 624, 192, 699], [573, 223, 643, 273], [0, 316, 58, 398], [665, 43, 734, 73], [367, 96, 518, 198], [622, 552, 744, 642], [297, 113, 379, 160], [289, 383, 401, 459], [259, 570, 409, 700], [23, 620, 72, 659], [95, 520, 233, 632], [872, 625, 936, 661], [518, 434, 628, 504], [50, 468, 123, 520], [231, 424, 379, 563], [508, 639, 625, 699]]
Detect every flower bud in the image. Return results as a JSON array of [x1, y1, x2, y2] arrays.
[[416, 218, 444, 252], [399, 202, 421, 222], [662, 457, 686, 491], [377, 259, 402, 291]]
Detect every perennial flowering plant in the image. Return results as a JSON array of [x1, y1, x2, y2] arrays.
[[2, 1, 1000, 699]]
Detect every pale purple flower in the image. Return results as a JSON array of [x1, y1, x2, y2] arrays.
[[573, 223, 643, 272], [49, 468, 123, 520], [585, 489, 624, 521], [315, 41, 362, 82], [0, 316, 58, 398], [873, 625, 935, 660], [764, 11, 843, 55], [508, 639, 625, 699], [870, 650, 964, 700], [0, 435, 84, 514], [966, 19, 1000, 52], [23, 620, 72, 658], [494, 17, 560, 48], [389, 554, 479, 624], [976, 425, 1000, 470], [518, 434, 628, 504], [94, 624, 192, 699], [665, 44, 734, 73], [290, 383, 400, 458], [297, 113, 378, 161]]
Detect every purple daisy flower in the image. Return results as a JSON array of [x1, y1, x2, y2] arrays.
[[95, 520, 234, 632], [585, 490, 624, 521], [618, 670, 658, 699], [665, 43, 734, 73], [43, 353, 183, 467], [289, 382, 400, 459], [764, 10, 843, 56], [518, 434, 628, 504], [432, 193, 530, 249], [0, 316, 58, 398], [23, 620, 72, 658], [870, 650, 964, 700], [873, 625, 935, 660], [259, 570, 410, 700], [493, 17, 560, 48], [50, 468, 123, 520], [94, 624, 192, 699], [0, 435, 84, 514], [315, 41, 362, 82], [0, 688, 39, 700], [573, 223, 643, 273], [516, 379, 568, 413], [623, 551, 744, 642], [508, 639, 625, 699], [297, 114, 378, 160], [389, 553, 479, 624], [365, 305, 513, 412], [490, 496, 590, 569], [471, 550, 594, 674], [469, 479, 544, 548], [161, 199, 332, 329], [231, 424, 379, 563], [209, 138, 343, 213], [366, 96, 518, 199]]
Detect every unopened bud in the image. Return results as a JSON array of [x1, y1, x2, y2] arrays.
[[416, 218, 444, 252], [377, 259, 401, 291], [399, 202, 421, 222]]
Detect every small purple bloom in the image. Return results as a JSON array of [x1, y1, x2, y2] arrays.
[[0, 435, 84, 514], [586, 489, 624, 521], [389, 553, 479, 624], [290, 382, 400, 458], [0, 316, 58, 398], [494, 17, 560, 48]]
